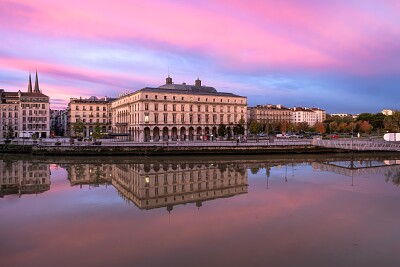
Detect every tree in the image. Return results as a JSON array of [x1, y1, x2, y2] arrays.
[[338, 122, 347, 133], [356, 113, 385, 131], [249, 121, 259, 134], [295, 122, 308, 132], [315, 122, 326, 134], [360, 121, 373, 133], [384, 111, 400, 132], [280, 121, 288, 133], [233, 123, 244, 135], [218, 124, 227, 137], [92, 123, 102, 141], [346, 122, 357, 133], [329, 121, 338, 133], [73, 119, 84, 138]]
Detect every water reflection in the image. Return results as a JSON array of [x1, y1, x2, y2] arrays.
[[0, 159, 50, 197], [2, 155, 400, 202], [311, 158, 400, 186], [66, 161, 248, 211], [2, 155, 400, 267]]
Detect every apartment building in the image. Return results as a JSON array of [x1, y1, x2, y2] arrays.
[[0, 72, 50, 138], [68, 96, 114, 137], [248, 104, 293, 126]]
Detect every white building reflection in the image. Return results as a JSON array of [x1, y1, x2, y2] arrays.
[[67, 161, 248, 211], [0, 160, 50, 197]]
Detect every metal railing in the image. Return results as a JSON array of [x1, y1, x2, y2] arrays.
[[313, 139, 400, 152]]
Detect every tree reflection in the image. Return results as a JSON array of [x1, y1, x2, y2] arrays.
[[385, 169, 400, 186]]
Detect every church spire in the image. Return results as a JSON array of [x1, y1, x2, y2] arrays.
[[34, 70, 40, 93], [27, 73, 33, 93]]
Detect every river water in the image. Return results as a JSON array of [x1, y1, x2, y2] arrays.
[[1, 154, 400, 267]]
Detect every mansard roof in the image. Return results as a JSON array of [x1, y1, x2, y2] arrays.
[[136, 86, 245, 98]]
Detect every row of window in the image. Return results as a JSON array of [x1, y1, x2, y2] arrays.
[[21, 104, 47, 109], [143, 113, 243, 124], [144, 94, 244, 104], [114, 94, 245, 107], [73, 118, 111, 124], [143, 103, 244, 113], [74, 106, 107, 111]]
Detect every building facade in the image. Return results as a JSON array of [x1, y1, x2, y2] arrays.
[[248, 104, 326, 128], [248, 104, 293, 126], [68, 96, 113, 137], [50, 109, 69, 136], [111, 77, 247, 142], [312, 108, 327, 124], [0, 72, 50, 138], [292, 107, 318, 126]]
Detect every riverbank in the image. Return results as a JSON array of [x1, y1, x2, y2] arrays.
[[0, 142, 348, 156]]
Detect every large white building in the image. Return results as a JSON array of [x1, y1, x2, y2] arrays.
[[111, 77, 247, 142], [0, 72, 50, 138], [292, 107, 318, 126]]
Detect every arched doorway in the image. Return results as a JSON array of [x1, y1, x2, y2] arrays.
[[212, 127, 217, 139], [196, 127, 202, 140], [226, 126, 232, 139], [171, 127, 178, 141], [144, 127, 150, 142], [180, 127, 186, 141], [162, 127, 169, 141], [89, 126, 93, 138], [153, 127, 160, 141], [189, 127, 194, 141]]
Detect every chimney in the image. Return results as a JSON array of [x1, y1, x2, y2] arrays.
[[166, 75, 173, 85], [195, 78, 201, 87]]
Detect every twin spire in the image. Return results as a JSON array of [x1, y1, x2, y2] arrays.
[[27, 71, 40, 93]]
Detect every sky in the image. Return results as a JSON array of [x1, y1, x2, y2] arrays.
[[0, 0, 399, 114]]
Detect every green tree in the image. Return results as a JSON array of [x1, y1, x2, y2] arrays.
[[218, 124, 227, 137], [73, 119, 84, 138], [92, 123, 102, 141], [384, 111, 400, 132], [249, 120, 259, 134]]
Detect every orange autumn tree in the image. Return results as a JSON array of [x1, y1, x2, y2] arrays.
[[315, 122, 326, 134], [360, 121, 373, 133]]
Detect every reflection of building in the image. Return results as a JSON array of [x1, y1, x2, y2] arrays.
[[0, 160, 50, 197], [67, 96, 114, 137], [66, 161, 248, 211], [66, 164, 113, 186], [0, 72, 50, 138], [112, 162, 248, 211], [111, 76, 247, 142]]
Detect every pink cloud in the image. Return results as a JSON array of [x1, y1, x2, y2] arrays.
[[2, 0, 398, 75]]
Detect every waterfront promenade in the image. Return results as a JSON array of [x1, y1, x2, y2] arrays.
[[2, 137, 399, 155], [0, 137, 312, 147]]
